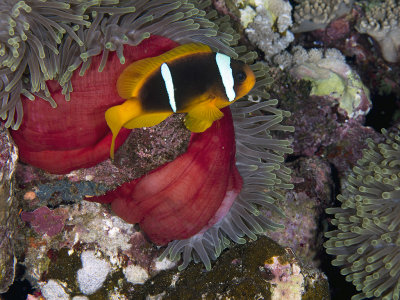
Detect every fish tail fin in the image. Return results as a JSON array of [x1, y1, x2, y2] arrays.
[[105, 99, 142, 160], [184, 102, 224, 132]]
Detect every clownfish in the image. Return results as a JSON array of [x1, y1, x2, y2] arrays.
[[106, 43, 256, 159]]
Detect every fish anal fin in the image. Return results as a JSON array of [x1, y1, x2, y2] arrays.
[[124, 112, 172, 129], [105, 98, 142, 159], [117, 43, 212, 100], [184, 102, 224, 132]]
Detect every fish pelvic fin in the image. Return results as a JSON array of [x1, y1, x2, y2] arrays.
[[184, 101, 224, 132], [105, 99, 142, 160]]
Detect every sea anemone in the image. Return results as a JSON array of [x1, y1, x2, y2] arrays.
[[89, 95, 293, 271], [86, 40, 294, 270], [4, 0, 242, 173], [88, 106, 243, 244], [10, 36, 178, 173], [159, 96, 293, 270], [325, 126, 400, 300], [1, 0, 238, 131], [5, 0, 294, 272]]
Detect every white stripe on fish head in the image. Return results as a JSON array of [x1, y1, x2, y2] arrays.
[[160, 62, 177, 112], [215, 53, 235, 102]]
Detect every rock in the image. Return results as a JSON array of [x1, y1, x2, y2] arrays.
[[0, 124, 18, 293], [77, 251, 111, 295], [41, 279, 69, 300], [127, 236, 330, 299]]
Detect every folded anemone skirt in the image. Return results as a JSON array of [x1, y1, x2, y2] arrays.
[[11, 36, 179, 174]]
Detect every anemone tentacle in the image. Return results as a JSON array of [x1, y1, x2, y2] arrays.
[[325, 126, 400, 300]]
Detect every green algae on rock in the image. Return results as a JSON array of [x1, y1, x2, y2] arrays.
[[276, 46, 371, 121], [325, 126, 400, 300], [130, 237, 329, 299]]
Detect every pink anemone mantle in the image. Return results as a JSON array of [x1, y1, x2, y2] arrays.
[[11, 35, 179, 174], [87, 107, 243, 245]]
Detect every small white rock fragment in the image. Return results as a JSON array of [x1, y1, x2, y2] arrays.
[[41, 279, 70, 300], [77, 251, 111, 295], [154, 257, 176, 271], [123, 264, 149, 284], [72, 296, 89, 300]]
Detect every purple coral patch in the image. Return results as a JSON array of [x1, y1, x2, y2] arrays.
[[21, 206, 66, 237]]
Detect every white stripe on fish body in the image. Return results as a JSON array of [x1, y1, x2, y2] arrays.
[[215, 53, 236, 102], [160, 62, 177, 112]]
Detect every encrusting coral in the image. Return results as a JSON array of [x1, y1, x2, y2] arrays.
[[274, 46, 371, 121], [356, 0, 400, 63], [325, 126, 400, 300], [239, 0, 294, 60], [292, 0, 354, 33]]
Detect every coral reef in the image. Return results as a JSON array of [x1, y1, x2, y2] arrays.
[[275, 46, 371, 121], [240, 0, 294, 59], [356, 0, 400, 63], [268, 63, 379, 176], [325, 126, 400, 300], [0, 124, 18, 293], [267, 156, 334, 267], [4, 0, 390, 298], [292, 0, 354, 33]]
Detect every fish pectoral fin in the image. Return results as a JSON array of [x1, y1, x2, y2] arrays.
[[184, 115, 214, 133], [184, 102, 224, 132], [105, 98, 143, 160]]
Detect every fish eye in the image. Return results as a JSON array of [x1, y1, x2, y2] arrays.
[[236, 71, 246, 83]]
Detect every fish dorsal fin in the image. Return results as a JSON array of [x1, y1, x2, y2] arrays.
[[117, 43, 212, 99]]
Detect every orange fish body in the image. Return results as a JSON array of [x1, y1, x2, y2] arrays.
[[106, 43, 256, 159]]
